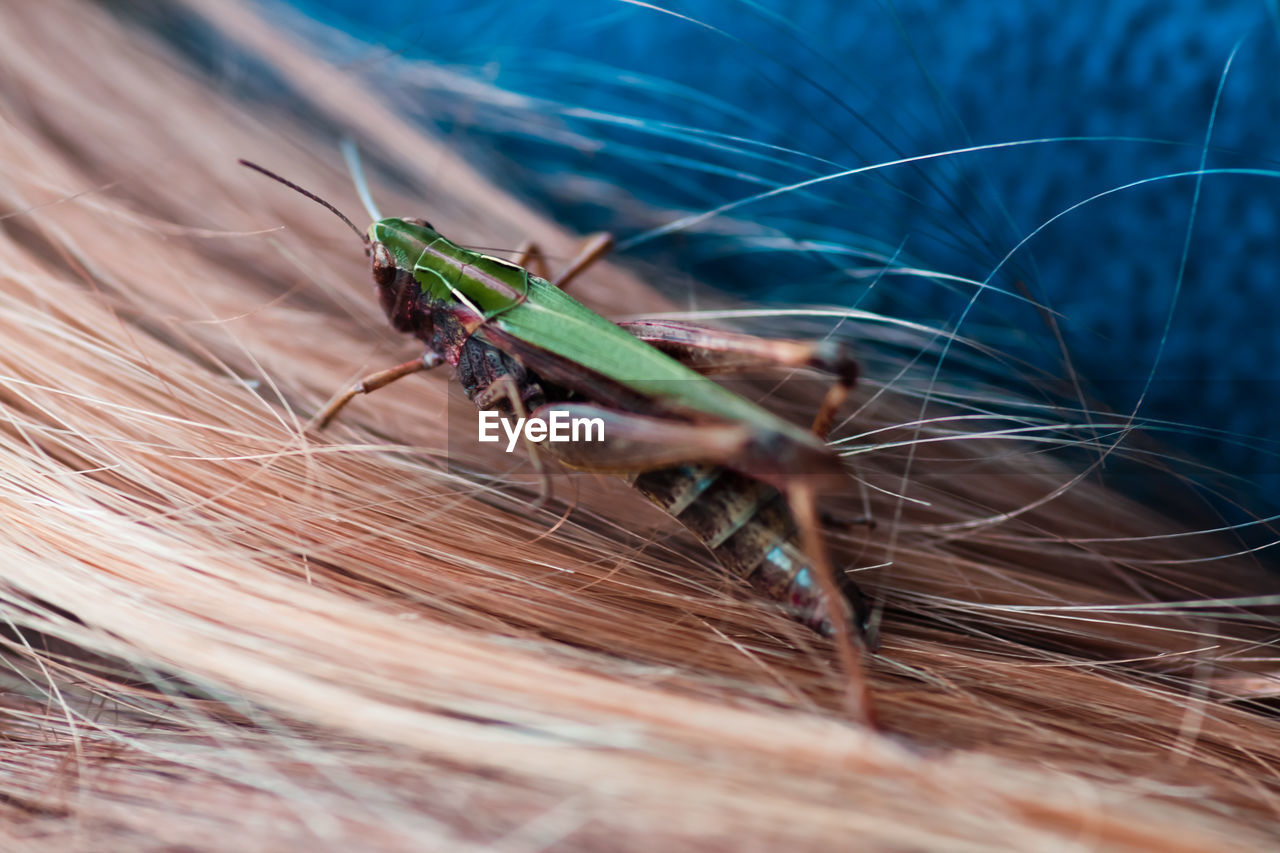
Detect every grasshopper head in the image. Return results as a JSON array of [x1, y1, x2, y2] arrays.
[[234, 162, 446, 340], [368, 216, 528, 334], [369, 217, 439, 336]]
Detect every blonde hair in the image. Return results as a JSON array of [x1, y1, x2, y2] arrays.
[[0, 2, 1277, 849]]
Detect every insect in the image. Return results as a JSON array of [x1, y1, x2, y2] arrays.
[[240, 159, 876, 722]]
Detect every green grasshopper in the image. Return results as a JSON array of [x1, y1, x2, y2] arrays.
[[241, 160, 875, 720]]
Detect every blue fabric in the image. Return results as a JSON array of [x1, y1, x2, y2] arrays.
[[293, 0, 1280, 514]]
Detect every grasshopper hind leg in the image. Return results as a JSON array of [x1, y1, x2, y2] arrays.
[[787, 483, 877, 726], [535, 402, 877, 725], [617, 320, 861, 445]]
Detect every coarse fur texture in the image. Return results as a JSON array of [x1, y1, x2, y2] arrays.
[[301, 0, 1280, 509], [0, 2, 1279, 850]]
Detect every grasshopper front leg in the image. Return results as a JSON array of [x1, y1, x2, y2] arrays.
[[312, 351, 445, 430], [536, 402, 875, 724]]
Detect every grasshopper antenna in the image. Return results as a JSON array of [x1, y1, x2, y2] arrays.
[[238, 159, 369, 247], [341, 139, 383, 222]]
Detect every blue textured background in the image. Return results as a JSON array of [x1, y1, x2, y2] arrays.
[[289, 0, 1280, 517]]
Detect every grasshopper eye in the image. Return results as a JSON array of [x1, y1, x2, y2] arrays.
[[371, 242, 397, 288]]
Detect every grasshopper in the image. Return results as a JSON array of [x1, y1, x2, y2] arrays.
[[241, 160, 875, 721]]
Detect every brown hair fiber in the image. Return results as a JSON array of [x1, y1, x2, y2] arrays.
[[0, 2, 1279, 850]]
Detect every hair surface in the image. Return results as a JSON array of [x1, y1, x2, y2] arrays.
[[0, 2, 1278, 850]]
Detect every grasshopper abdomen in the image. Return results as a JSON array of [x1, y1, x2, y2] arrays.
[[628, 464, 869, 637]]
